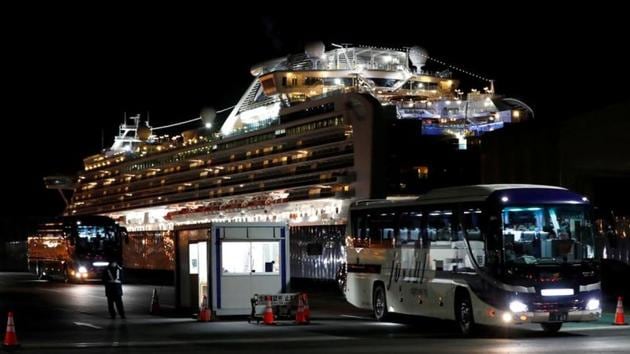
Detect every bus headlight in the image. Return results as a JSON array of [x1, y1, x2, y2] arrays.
[[78, 266, 88, 274], [509, 300, 528, 313], [586, 298, 600, 311]]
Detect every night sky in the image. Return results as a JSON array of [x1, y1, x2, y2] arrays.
[[4, 10, 629, 225]]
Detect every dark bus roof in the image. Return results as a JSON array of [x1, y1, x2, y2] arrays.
[[351, 184, 588, 210]]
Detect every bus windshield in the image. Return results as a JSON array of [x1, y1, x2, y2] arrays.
[[501, 204, 595, 265], [75, 224, 120, 259]]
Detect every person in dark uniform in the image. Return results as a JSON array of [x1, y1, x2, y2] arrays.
[[103, 261, 125, 319]]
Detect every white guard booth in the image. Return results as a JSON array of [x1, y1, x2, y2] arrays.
[[200, 222, 290, 316]]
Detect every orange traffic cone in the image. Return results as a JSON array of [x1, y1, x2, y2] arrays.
[[613, 296, 627, 325], [302, 293, 310, 324], [295, 293, 306, 324], [263, 296, 275, 325], [2, 312, 19, 349], [198, 295, 211, 322], [150, 288, 160, 315]]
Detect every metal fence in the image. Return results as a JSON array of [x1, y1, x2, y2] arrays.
[[603, 236, 630, 265], [289, 225, 346, 280]]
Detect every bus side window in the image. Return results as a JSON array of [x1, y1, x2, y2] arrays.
[[366, 211, 396, 247], [462, 208, 483, 241], [428, 209, 455, 242], [399, 211, 422, 246], [353, 213, 368, 244]]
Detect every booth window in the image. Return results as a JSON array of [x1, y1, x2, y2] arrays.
[[251, 241, 280, 273], [222, 242, 252, 273], [221, 241, 280, 274]]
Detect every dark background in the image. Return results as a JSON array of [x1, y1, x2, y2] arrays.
[[3, 9, 629, 238]]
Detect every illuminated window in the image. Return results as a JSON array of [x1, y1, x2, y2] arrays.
[[221, 241, 279, 273], [189, 243, 199, 274]]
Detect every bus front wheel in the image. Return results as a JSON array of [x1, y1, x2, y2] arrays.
[[540, 322, 562, 333], [373, 284, 388, 321], [455, 291, 476, 335]]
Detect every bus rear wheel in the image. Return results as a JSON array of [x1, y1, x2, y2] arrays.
[[540, 322, 562, 333], [373, 284, 388, 321], [455, 291, 476, 335]]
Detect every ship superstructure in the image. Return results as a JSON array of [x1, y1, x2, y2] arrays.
[[222, 43, 530, 138]]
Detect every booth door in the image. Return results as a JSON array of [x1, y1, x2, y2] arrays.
[[219, 241, 281, 313], [188, 241, 208, 310]]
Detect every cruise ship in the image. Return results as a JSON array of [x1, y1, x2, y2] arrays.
[[62, 42, 533, 279]]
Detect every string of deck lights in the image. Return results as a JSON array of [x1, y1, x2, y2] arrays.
[[419, 53, 493, 83], [352, 44, 493, 83], [152, 105, 236, 130]]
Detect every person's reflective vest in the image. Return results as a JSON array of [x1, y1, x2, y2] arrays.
[[107, 267, 121, 284]]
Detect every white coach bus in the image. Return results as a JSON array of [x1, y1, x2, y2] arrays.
[[343, 184, 602, 334]]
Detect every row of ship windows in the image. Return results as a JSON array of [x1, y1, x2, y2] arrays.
[[74, 144, 353, 202], [129, 117, 344, 172], [82, 116, 346, 185], [79, 128, 348, 195], [72, 170, 346, 213], [96, 156, 349, 206], [280, 77, 440, 91], [76, 131, 351, 196]]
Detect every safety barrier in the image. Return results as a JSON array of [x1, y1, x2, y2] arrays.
[[248, 293, 309, 325]]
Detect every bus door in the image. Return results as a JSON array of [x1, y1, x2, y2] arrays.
[[425, 207, 459, 316]]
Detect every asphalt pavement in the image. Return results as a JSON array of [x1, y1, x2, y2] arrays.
[[1, 272, 629, 353]]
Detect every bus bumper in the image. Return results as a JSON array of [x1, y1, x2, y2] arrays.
[[504, 309, 601, 324]]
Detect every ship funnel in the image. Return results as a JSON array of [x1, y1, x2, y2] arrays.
[[408, 46, 428, 73], [305, 41, 326, 58]]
